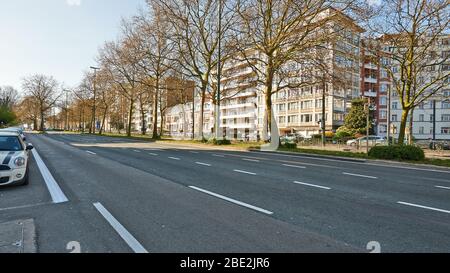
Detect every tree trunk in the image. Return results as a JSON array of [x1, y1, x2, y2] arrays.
[[397, 109, 410, 145], [198, 83, 207, 140], [141, 107, 146, 135], [127, 100, 134, 137], [99, 107, 108, 135], [40, 110, 45, 132], [152, 78, 159, 139], [160, 110, 165, 137]]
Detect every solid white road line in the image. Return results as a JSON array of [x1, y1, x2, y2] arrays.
[[196, 162, 212, 167], [293, 181, 331, 190], [93, 203, 148, 253], [148, 153, 158, 156], [343, 172, 378, 179], [133, 150, 141, 153], [397, 201, 450, 214], [283, 164, 306, 169], [168, 157, 181, 160], [86, 151, 97, 155], [32, 149, 69, 204], [233, 169, 257, 176], [435, 185, 450, 190], [188, 186, 273, 215], [212, 154, 225, 158], [242, 158, 260, 163]]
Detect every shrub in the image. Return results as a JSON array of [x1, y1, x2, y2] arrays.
[[369, 145, 425, 161], [280, 142, 297, 149], [208, 138, 231, 145]]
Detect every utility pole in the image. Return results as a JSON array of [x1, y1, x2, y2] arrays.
[[215, 0, 223, 140], [90, 66, 100, 134]]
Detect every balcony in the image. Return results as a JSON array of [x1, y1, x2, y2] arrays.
[[222, 112, 256, 119], [364, 91, 377, 97], [221, 102, 256, 110], [364, 77, 377, 84], [364, 63, 378, 70]]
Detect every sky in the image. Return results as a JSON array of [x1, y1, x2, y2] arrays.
[[0, 0, 144, 93]]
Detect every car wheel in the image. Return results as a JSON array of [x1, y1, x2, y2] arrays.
[[21, 170, 29, 186]]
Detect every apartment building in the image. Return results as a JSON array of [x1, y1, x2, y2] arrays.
[[269, 9, 364, 138], [165, 8, 365, 141], [388, 35, 450, 141]]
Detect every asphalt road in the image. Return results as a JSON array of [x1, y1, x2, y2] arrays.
[[1, 132, 449, 253]]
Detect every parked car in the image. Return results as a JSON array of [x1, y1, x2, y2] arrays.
[[0, 128, 26, 141], [280, 133, 304, 143], [346, 136, 387, 146], [0, 131, 34, 187]]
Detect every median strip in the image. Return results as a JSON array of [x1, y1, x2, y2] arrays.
[[93, 202, 148, 253], [294, 181, 331, 190], [188, 186, 273, 215], [397, 201, 450, 214]]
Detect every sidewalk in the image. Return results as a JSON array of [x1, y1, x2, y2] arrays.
[[0, 219, 37, 253]]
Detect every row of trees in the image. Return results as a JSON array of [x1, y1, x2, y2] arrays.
[[14, 0, 449, 145]]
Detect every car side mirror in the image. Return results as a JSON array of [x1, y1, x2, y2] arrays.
[[26, 144, 34, 150]]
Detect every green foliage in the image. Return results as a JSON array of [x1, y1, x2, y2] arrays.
[[335, 126, 354, 140], [0, 105, 17, 127], [369, 145, 425, 161], [280, 142, 297, 149], [344, 98, 372, 134], [208, 138, 231, 145]]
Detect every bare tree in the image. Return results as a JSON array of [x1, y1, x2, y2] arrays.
[[368, 0, 449, 144], [155, 0, 236, 139], [234, 0, 362, 140], [22, 75, 61, 131], [16, 96, 40, 130], [98, 37, 144, 137], [125, 6, 175, 138], [0, 86, 19, 109]]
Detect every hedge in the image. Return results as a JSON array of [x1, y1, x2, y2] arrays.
[[368, 145, 425, 161]]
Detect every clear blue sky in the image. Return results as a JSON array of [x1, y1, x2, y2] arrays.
[[0, 0, 144, 93]]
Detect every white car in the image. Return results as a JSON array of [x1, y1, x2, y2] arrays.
[[347, 136, 386, 146], [0, 131, 34, 187], [0, 128, 26, 141]]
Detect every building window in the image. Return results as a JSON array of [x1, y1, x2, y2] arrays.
[[379, 96, 387, 106], [441, 127, 450, 135], [430, 114, 434, 122], [379, 110, 387, 119], [392, 102, 398, 110], [442, 101, 450, 109], [288, 115, 299, 123], [419, 114, 424, 122], [300, 114, 312, 123], [288, 102, 298, 111], [278, 116, 286, 124], [277, 104, 286, 112], [392, 114, 398, 122], [442, 114, 450, 121], [419, 127, 425, 134], [379, 125, 387, 133]]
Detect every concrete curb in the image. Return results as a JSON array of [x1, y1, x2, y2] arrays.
[[0, 219, 37, 253]]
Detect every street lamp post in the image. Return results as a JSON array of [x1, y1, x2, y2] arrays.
[[90, 66, 100, 134]]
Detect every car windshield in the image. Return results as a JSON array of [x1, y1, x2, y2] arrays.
[[0, 136, 23, 151]]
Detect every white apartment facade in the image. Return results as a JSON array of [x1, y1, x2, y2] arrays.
[[388, 35, 450, 141]]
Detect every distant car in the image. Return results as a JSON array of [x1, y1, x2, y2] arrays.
[[347, 136, 386, 146], [281, 133, 304, 143], [0, 131, 34, 187]]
